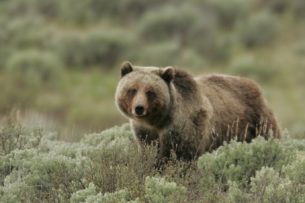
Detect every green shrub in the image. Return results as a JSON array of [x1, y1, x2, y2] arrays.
[[2, 17, 53, 49], [54, 29, 133, 68], [118, 0, 162, 19], [187, 16, 218, 56], [291, 0, 305, 19], [2, 0, 34, 18], [51, 33, 84, 68], [283, 159, 305, 186], [229, 56, 276, 82], [239, 12, 279, 48], [82, 29, 133, 68], [82, 140, 157, 200], [197, 138, 295, 191], [204, 35, 234, 63], [226, 166, 300, 203], [9, 0, 118, 25], [30, 0, 61, 19], [5, 0, 62, 19], [59, 0, 162, 24], [0, 125, 138, 202], [138, 4, 224, 62], [0, 18, 12, 69], [25, 155, 85, 201], [0, 17, 54, 68], [138, 4, 203, 44], [5, 50, 63, 84], [80, 124, 133, 147], [70, 183, 97, 203], [0, 125, 42, 156], [0, 148, 37, 190], [0, 124, 154, 202], [0, 150, 85, 202], [1, 123, 305, 202], [87, 0, 120, 19], [249, 167, 293, 202], [262, 0, 290, 14], [226, 181, 250, 203], [57, 1, 94, 25], [96, 190, 140, 203], [58, 0, 141, 24], [145, 176, 187, 203], [73, 188, 140, 203], [176, 49, 207, 70], [205, 0, 252, 28], [0, 180, 36, 203], [282, 135, 305, 151], [131, 41, 180, 67]]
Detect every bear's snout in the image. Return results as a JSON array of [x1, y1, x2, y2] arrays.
[[132, 104, 147, 117], [131, 92, 148, 117], [134, 105, 145, 116]]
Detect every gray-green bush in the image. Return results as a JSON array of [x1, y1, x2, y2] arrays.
[[226, 167, 296, 203], [1, 124, 305, 202], [205, 0, 252, 28], [5, 50, 63, 84], [0, 125, 42, 156], [138, 3, 219, 55], [2, 17, 53, 49], [131, 41, 180, 67], [291, 0, 305, 19], [197, 137, 296, 202], [229, 57, 277, 82], [53, 29, 133, 68], [145, 176, 187, 203], [239, 12, 280, 48], [138, 4, 201, 42], [198, 137, 295, 188]]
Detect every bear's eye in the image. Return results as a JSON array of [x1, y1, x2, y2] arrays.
[[127, 89, 137, 97], [146, 90, 156, 99]]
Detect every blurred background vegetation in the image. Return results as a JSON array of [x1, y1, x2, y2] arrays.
[[0, 0, 304, 140]]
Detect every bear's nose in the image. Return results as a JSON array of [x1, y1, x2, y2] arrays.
[[135, 105, 145, 116]]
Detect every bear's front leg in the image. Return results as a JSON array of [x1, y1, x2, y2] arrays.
[[157, 129, 177, 162], [131, 122, 159, 146]]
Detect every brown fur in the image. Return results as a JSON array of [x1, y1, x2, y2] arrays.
[[115, 62, 281, 161]]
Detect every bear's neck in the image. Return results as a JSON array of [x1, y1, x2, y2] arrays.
[[148, 100, 174, 130], [172, 69, 200, 100]]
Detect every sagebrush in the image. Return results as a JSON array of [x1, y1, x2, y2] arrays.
[[1, 124, 305, 202]]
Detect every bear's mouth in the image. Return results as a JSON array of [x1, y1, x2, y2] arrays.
[[133, 113, 148, 118]]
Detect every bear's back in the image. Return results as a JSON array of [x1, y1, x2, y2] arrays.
[[196, 74, 263, 108], [195, 74, 280, 145]]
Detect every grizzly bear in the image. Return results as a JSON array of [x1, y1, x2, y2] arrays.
[[115, 61, 281, 161]]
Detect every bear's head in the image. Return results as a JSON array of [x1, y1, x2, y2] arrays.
[[115, 61, 174, 127]]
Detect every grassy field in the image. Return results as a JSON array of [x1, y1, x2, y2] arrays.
[[0, 0, 305, 202]]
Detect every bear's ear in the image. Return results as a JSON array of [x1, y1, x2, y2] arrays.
[[121, 61, 133, 77], [161, 67, 175, 83]]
